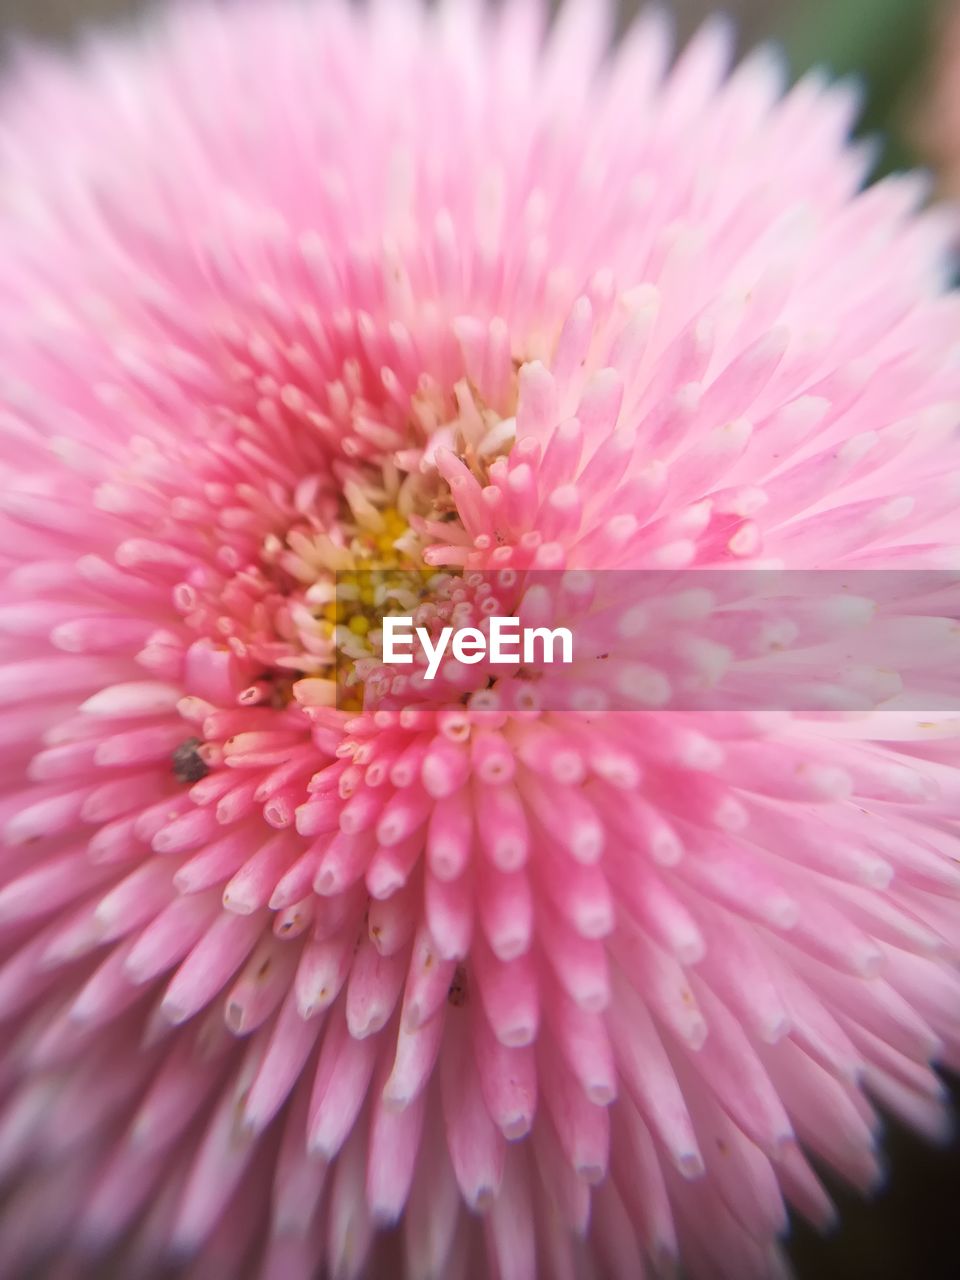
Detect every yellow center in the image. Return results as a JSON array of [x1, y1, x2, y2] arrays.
[[316, 505, 443, 711]]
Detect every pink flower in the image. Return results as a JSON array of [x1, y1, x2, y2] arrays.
[[0, 1, 959, 1277]]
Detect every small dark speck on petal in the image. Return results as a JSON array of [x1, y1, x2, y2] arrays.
[[172, 737, 210, 784]]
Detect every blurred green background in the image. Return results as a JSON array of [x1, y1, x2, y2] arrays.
[[0, 1, 956, 1278], [781, 0, 941, 174]]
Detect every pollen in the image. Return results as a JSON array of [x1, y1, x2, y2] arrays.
[[291, 486, 454, 708]]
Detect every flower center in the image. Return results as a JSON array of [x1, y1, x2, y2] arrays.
[[264, 463, 452, 710], [170, 376, 516, 718]]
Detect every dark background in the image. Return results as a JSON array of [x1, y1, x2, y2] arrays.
[[0, 0, 957, 1277]]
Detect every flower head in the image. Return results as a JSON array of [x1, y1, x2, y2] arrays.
[[1, 2, 959, 1277]]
